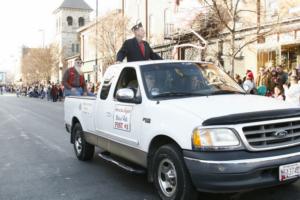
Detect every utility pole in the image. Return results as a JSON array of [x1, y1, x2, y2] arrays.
[[145, 0, 148, 40]]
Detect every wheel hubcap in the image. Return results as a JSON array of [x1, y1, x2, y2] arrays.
[[75, 133, 82, 154], [158, 158, 177, 197]]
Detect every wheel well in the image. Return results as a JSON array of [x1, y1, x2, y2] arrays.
[[71, 117, 80, 144], [147, 135, 181, 182]]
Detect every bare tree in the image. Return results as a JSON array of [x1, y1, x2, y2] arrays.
[[197, 0, 275, 75], [91, 10, 130, 72], [21, 45, 61, 84]]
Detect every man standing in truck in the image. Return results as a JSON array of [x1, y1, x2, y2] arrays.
[[116, 22, 162, 62], [63, 57, 88, 96]]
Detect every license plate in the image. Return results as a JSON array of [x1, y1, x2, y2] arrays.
[[279, 162, 300, 181]]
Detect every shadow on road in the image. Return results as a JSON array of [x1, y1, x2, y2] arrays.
[[197, 182, 299, 200]]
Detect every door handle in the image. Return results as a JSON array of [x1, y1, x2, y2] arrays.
[[105, 112, 112, 117]]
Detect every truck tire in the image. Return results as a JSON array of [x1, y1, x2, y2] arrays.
[[152, 144, 198, 200], [73, 123, 94, 161]]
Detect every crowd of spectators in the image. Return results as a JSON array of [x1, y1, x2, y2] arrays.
[[234, 65, 300, 106], [0, 81, 97, 102]]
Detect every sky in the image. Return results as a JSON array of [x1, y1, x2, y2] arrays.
[[0, 0, 121, 72], [0, 0, 202, 74]]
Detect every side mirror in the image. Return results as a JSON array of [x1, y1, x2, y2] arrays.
[[116, 88, 141, 104]]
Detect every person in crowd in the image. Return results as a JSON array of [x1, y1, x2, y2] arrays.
[[58, 85, 63, 101], [43, 86, 47, 100], [16, 87, 20, 98], [269, 69, 282, 94], [87, 81, 93, 94], [256, 67, 270, 89], [47, 84, 52, 101], [243, 71, 256, 94], [95, 82, 100, 95], [51, 84, 58, 102], [91, 83, 95, 94], [272, 85, 285, 101], [268, 66, 276, 73], [276, 65, 288, 85], [62, 57, 88, 96], [40, 86, 45, 99], [234, 74, 243, 87], [284, 75, 300, 106], [243, 69, 253, 82], [296, 66, 300, 80], [116, 22, 162, 62]]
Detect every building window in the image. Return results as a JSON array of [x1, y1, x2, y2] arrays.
[[67, 16, 73, 26], [76, 44, 80, 53], [72, 44, 75, 52], [78, 17, 85, 27]]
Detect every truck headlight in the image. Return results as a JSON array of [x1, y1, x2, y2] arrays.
[[192, 128, 242, 150]]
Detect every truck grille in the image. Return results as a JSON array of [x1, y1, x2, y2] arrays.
[[242, 120, 300, 149]]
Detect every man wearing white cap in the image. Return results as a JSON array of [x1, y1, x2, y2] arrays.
[[116, 22, 162, 62]]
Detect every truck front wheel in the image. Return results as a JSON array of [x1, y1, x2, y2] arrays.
[[73, 123, 94, 161], [152, 144, 198, 200]]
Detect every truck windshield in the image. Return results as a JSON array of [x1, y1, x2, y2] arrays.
[[140, 62, 245, 99]]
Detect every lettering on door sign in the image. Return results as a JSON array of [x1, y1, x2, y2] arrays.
[[113, 105, 133, 132]]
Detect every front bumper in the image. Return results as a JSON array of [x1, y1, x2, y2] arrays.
[[183, 145, 300, 193]]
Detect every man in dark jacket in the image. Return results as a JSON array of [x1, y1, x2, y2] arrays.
[[116, 22, 162, 62]]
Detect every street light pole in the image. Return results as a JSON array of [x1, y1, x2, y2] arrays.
[[95, 0, 99, 84], [122, 0, 125, 42]]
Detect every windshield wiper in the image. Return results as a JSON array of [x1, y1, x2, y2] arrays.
[[152, 92, 207, 98], [209, 90, 246, 95]]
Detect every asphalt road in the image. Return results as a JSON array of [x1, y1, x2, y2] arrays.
[[1, 94, 300, 200]]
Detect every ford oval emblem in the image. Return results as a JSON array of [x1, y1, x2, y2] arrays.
[[273, 130, 288, 138]]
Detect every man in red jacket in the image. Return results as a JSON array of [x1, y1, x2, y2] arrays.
[[62, 57, 88, 96]]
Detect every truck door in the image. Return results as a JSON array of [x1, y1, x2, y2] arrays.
[[96, 67, 143, 148]]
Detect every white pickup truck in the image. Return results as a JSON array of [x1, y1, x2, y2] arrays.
[[64, 60, 300, 200]]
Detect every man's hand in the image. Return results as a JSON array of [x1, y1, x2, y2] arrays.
[[83, 92, 87, 96]]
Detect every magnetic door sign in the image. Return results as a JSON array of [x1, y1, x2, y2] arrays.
[[113, 105, 133, 132]]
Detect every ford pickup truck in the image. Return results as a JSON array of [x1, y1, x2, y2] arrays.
[[64, 60, 300, 200]]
